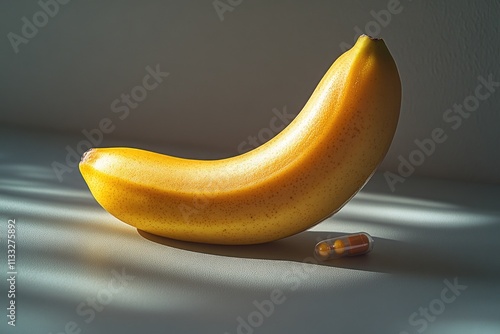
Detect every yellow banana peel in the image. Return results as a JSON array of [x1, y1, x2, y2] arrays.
[[80, 35, 401, 245]]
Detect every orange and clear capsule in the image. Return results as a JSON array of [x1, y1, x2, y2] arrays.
[[314, 232, 374, 260]]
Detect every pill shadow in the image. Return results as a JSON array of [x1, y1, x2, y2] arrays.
[[137, 229, 499, 279]]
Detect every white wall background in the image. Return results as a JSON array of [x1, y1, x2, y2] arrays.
[[0, 0, 499, 183]]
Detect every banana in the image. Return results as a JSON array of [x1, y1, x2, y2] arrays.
[[80, 35, 401, 245]]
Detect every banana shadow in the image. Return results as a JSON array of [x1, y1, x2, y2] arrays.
[[137, 229, 498, 279]]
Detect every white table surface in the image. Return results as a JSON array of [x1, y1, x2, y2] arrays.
[[1, 126, 499, 334]]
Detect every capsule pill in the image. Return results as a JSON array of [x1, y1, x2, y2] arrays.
[[314, 232, 374, 260]]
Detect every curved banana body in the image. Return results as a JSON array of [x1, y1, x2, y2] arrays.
[[80, 35, 401, 245]]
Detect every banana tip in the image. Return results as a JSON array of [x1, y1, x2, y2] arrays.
[[360, 34, 383, 41], [81, 148, 94, 165]]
